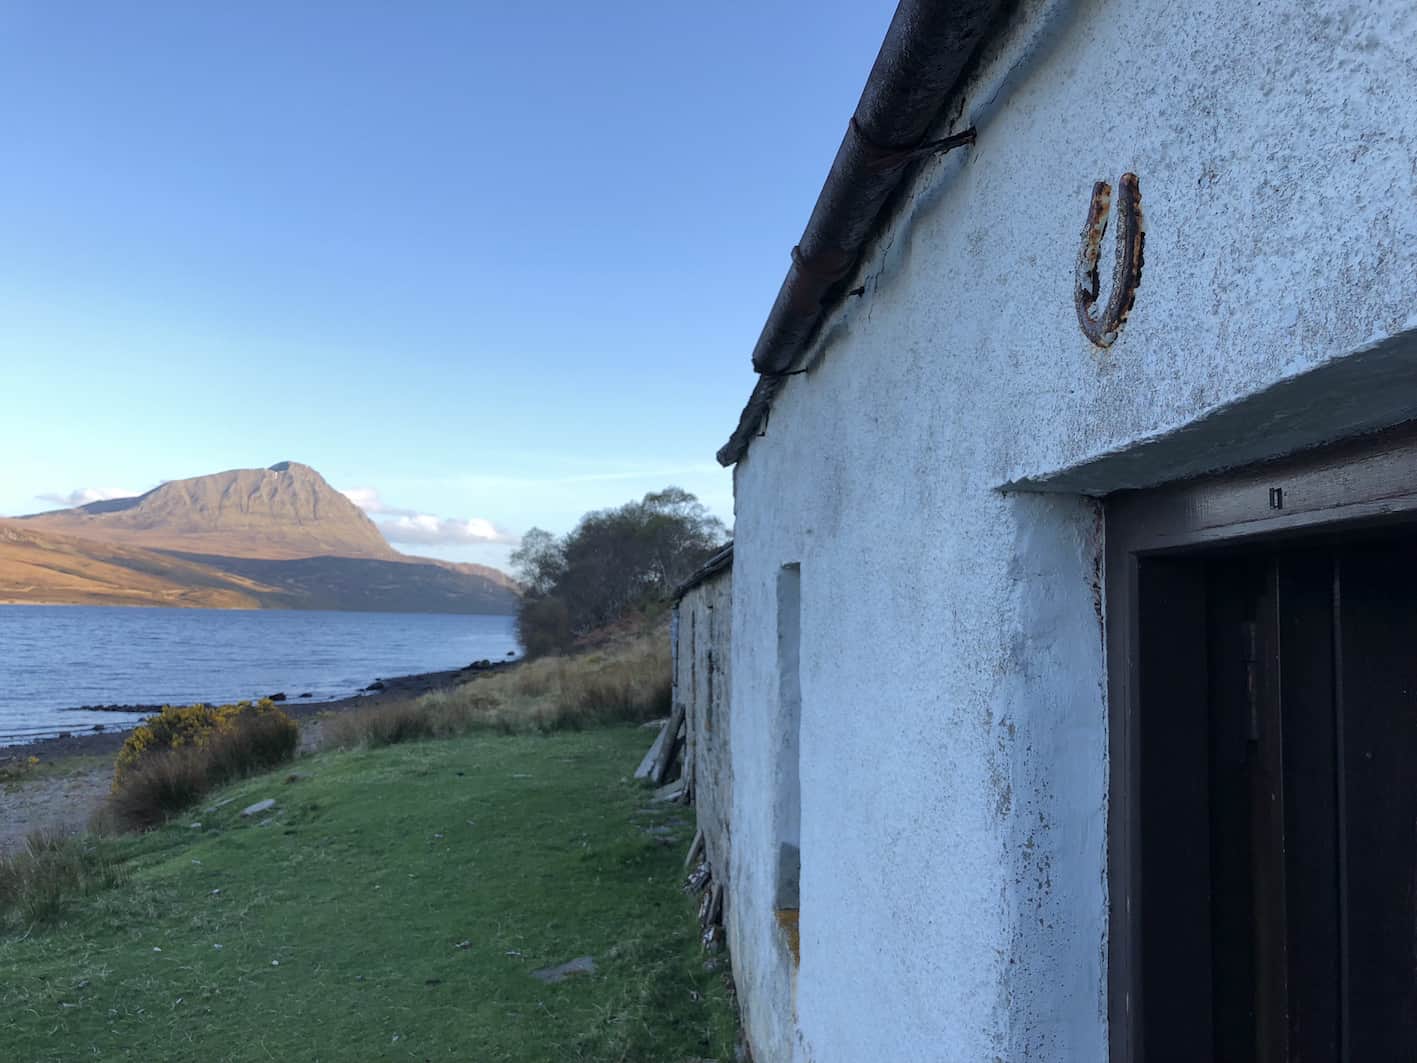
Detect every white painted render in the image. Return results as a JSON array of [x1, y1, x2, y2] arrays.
[[720, 1, 1417, 1059]]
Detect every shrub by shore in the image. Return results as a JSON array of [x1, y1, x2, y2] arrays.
[[108, 699, 300, 831]]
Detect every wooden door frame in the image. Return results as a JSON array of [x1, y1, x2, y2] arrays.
[[1104, 421, 1417, 1061]]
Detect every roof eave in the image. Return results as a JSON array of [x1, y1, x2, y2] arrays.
[[718, 0, 1008, 467]]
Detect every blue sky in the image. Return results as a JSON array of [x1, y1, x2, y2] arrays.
[[1, 1, 896, 570]]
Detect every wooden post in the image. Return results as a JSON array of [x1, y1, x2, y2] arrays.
[[634, 720, 669, 780], [651, 704, 686, 784], [684, 828, 705, 871]]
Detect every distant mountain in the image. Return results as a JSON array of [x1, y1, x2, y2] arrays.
[[4, 463, 520, 615], [20, 462, 396, 561]]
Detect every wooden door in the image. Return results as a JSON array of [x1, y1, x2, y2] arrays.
[[1335, 540, 1417, 1059], [1138, 533, 1417, 1062]]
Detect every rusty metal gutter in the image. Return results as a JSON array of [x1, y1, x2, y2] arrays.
[[717, 0, 1007, 467]]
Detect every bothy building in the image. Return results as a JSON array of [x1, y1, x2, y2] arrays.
[[675, 1, 1417, 1059]]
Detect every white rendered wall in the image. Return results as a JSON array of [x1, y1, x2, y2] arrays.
[[725, 0, 1417, 1059]]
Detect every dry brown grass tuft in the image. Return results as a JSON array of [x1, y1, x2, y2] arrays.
[[323, 632, 670, 750], [0, 830, 127, 928]]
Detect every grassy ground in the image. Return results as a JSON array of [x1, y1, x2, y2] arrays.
[[0, 726, 735, 1062]]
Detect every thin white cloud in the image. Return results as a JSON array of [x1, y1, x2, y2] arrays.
[[340, 487, 416, 518], [342, 487, 516, 546], [36, 487, 138, 507], [378, 514, 519, 546]]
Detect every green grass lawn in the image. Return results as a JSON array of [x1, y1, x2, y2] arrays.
[[0, 726, 736, 1062]]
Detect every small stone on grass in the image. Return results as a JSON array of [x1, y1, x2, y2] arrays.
[[531, 956, 596, 984]]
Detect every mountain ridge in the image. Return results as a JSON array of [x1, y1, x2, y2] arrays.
[[20, 462, 398, 561], [4, 463, 520, 614]]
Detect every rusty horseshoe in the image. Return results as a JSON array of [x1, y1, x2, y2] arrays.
[[1074, 173, 1144, 348]]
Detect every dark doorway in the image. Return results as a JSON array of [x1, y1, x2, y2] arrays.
[[1135, 531, 1417, 1061]]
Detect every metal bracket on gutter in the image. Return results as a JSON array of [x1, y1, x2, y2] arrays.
[[852, 118, 977, 175]]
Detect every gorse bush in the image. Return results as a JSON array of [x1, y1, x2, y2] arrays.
[[114, 698, 294, 787], [108, 700, 299, 830], [323, 632, 671, 750]]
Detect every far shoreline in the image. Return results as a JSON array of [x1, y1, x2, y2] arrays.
[[0, 599, 517, 617]]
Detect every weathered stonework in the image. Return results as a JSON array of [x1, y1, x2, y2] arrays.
[[674, 560, 733, 906]]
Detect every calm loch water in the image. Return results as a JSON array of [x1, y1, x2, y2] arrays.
[[0, 605, 519, 744]]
